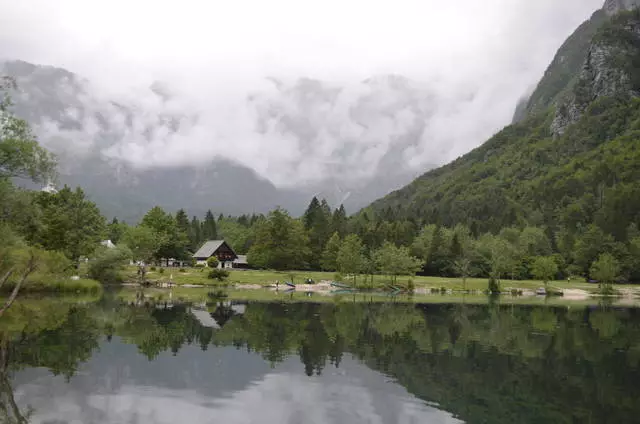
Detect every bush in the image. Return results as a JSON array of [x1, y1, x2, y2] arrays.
[[194, 263, 205, 268], [333, 272, 344, 283], [208, 269, 229, 281], [488, 277, 500, 294], [150, 266, 157, 271], [88, 246, 132, 283], [159, 268, 165, 274], [207, 256, 220, 268], [179, 268, 186, 273]]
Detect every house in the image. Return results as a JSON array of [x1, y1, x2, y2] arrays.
[[233, 255, 250, 270], [193, 240, 238, 268], [101, 240, 116, 249]]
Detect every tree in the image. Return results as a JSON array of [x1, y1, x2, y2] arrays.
[[373, 242, 423, 284], [454, 257, 473, 291], [247, 208, 309, 270], [303, 197, 332, 269], [531, 256, 559, 287], [477, 234, 516, 282], [122, 226, 163, 265], [189, 216, 202, 251], [141, 207, 189, 261], [36, 186, 106, 265], [321, 232, 341, 271], [202, 210, 218, 240], [0, 77, 56, 183], [331, 204, 348, 237], [336, 234, 365, 285], [107, 218, 127, 245], [590, 253, 620, 294], [88, 246, 132, 283]]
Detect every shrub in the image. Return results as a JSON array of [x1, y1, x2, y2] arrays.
[[88, 246, 132, 283], [179, 268, 186, 273], [150, 266, 157, 271], [207, 256, 220, 268], [194, 263, 205, 268], [208, 269, 229, 281], [333, 272, 344, 283], [159, 268, 165, 274]]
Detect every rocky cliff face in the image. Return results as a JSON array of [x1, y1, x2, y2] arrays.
[[551, 9, 640, 135], [604, 0, 640, 15]]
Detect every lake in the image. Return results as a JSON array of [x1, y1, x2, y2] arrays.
[[1, 297, 639, 423]]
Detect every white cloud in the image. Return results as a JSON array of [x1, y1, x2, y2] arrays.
[[0, 0, 605, 188]]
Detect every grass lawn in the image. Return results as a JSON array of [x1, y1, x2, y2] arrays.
[[126, 265, 640, 295]]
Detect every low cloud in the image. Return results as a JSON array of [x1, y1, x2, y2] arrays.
[[0, 0, 604, 188]]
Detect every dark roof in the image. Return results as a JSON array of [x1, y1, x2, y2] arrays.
[[193, 240, 226, 258]]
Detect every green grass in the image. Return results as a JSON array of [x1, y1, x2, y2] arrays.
[[1, 276, 103, 294], [124, 266, 640, 294]]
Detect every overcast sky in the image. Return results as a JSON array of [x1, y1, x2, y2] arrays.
[[0, 0, 605, 187]]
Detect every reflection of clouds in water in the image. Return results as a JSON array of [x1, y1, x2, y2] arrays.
[[17, 360, 460, 424]]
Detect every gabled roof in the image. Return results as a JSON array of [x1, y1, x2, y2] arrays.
[[193, 240, 235, 258]]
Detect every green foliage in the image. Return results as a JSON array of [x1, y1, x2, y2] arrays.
[[208, 268, 230, 281], [303, 197, 332, 269], [247, 208, 309, 270], [372, 242, 423, 283], [88, 246, 132, 283], [0, 77, 57, 183], [207, 256, 219, 268], [35, 186, 106, 264], [121, 225, 163, 264], [488, 277, 500, 294], [336, 234, 365, 277], [531, 256, 559, 286], [590, 253, 621, 294], [320, 232, 341, 271], [202, 210, 217, 240]]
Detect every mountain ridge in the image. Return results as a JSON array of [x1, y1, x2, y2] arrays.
[[366, 4, 640, 241]]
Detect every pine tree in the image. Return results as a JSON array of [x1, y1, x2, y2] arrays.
[[302, 197, 332, 269], [203, 210, 218, 240], [332, 205, 348, 237], [190, 216, 202, 251]]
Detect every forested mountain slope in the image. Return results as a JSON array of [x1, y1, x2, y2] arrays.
[[368, 8, 640, 242]]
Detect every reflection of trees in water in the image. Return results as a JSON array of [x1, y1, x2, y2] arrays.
[[2, 299, 640, 423], [0, 339, 32, 423]]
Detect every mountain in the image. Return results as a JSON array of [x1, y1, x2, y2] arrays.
[[367, 2, 640, 241], [1, 60, 433, 222]]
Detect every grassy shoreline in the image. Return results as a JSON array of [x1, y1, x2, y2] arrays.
[[124, 266, 640, 294], [1, 276, 103, 294]]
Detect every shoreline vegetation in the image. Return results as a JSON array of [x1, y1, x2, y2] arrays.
[[114, 266, 640, 307]]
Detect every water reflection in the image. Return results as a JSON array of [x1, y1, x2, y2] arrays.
[[1, 298, 639, 423]]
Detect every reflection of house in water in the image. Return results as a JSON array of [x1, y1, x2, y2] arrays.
[[191, 301, 246, 329]]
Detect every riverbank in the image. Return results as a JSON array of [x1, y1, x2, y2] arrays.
[[0, 276, 103, 294], [121, 266, 640, 296]]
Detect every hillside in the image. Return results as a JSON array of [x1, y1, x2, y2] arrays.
[[368, 6, 640, 241]]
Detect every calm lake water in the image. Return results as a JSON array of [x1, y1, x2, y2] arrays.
[[1, 298, 639, 423]]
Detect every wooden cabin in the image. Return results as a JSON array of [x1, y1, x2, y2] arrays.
[[193, 240, 238, 268]]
